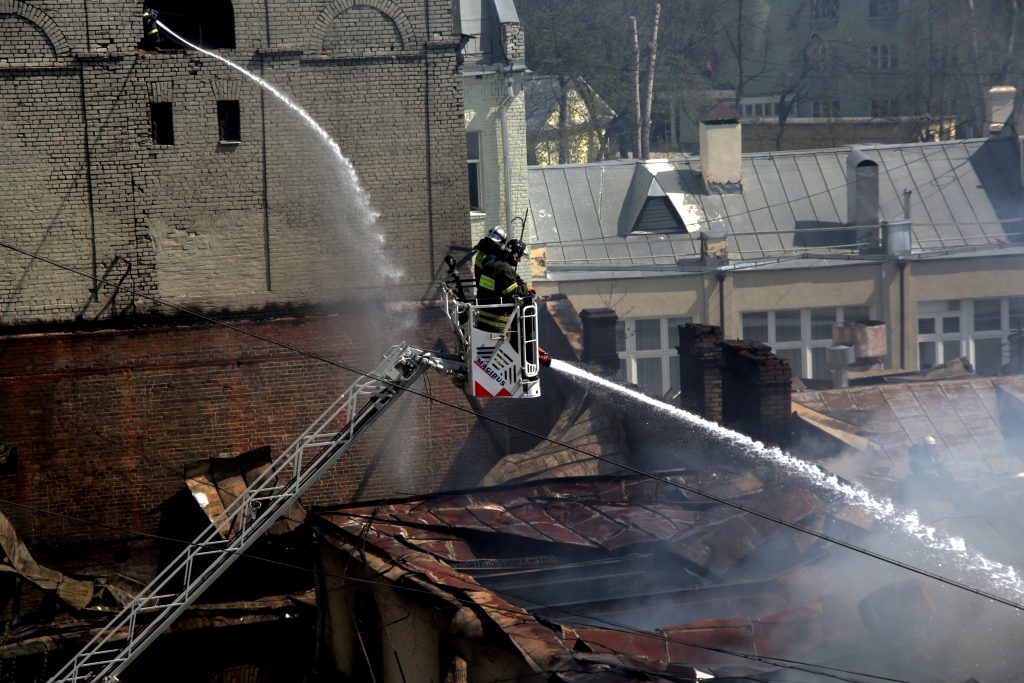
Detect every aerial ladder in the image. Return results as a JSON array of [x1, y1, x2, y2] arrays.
[[49, 262, 545, 682]]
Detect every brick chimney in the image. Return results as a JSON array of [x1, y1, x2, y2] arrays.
[[720, 340, 792, 448], [581, 308, 620, 375], [676, 324, 724, 423]]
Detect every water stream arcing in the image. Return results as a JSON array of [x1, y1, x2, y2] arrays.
[[550, 358, 1024, 604], [155, 21, 402, 283]]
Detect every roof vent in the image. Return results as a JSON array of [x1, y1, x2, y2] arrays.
[[847, 148, 879, 250]]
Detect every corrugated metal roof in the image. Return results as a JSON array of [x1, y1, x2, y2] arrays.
[[529, 137, 1024, 275]]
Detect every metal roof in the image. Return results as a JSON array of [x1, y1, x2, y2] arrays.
[[793, 375, 1024, 478], [529, 137, 1024, 276]]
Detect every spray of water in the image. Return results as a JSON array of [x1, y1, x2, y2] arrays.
[[550, 358, 1024, 604], [155, 21, 402, 282]]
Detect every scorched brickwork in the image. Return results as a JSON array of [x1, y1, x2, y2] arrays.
[[0, 1, 527, 555]]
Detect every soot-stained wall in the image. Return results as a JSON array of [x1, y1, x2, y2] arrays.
[[0, 0, 514, 558], [0, 0, 468, 321]]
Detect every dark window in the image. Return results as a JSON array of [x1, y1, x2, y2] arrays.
[[151, 102, 174, 145], [869, 0, 898, 18], [217, 100, 241, 142], [812, 0, 839, 20], [467, 132, 482, 211], [148, 0, 235, 49]]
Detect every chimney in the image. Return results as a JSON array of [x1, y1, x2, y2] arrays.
[[581, 308, 620, 375], [720, 340, 792, 448], [698, 102, 742, 192], [847, 148, 880, 250], [986, 85, 1016, 134], [701, 231, 729, 266], [676, 324, 724, 423]]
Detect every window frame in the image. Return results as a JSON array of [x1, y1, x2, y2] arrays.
[[740, 306, 871, 380], [868, 0, 899, 19], [467, 131, 483, 212], [811, 99, 841, 119], [917, 297, 1024, 373], [869, 44, 898, 70], [812, 0, 839, 21], [216, 99, 241, 144], [870, 98, 897, 118], [615, 316, 692, 398], [150, 101, 175, 145]]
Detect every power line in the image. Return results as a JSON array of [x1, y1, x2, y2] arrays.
[[0, 495, 907, 683], [2, 240, 1023, 615]]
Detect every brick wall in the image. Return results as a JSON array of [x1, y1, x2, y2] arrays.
[[0, 305, 556, 559], [677, 323, 723, 423], [0, 0, 468, 325], [720, 340, 792, 448], [676, 324, 792, 447]]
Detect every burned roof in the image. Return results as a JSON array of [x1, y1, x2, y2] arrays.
[[312, 471, 887, 679], [793, 374, 1024, 479]]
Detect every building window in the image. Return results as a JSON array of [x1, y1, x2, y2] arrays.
[[150, 102, 174, 145], [812, 0, 839, 20], [870, 98, 897, 117], [918, 297, 1024, 373], [148, 0, 235, 49], [811, 100, 841, 118], [807, 39, 833, 73], [217, 100, 241, 143], [467, 131, 482, 212], [741, 306, 870, 380], [740, 100, 778, 118], [615, 316, 692, 398], [869, 44, 898, 70], [868, 0, 898, 18]]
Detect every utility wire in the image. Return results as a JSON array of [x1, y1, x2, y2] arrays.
[[3, 238, 1024, 616], [0, 495, 907, 683]]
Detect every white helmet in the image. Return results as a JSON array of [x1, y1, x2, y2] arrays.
[[486, 225, 507, 244]]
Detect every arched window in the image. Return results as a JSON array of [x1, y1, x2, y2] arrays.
[[149, 0, 235, 49]]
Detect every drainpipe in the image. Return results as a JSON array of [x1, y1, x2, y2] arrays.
[[500, 70, 515, 232], [898, 259, 907, 369], [716, 271, 726, 333]]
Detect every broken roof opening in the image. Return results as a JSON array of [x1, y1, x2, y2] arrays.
[[149, 0, 236, 49]]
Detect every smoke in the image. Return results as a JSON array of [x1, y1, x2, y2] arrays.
[[549, 359, 1024, 681]]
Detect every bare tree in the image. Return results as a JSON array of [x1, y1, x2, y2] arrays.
[[631, 15, 642, 158], [641, 3, 662, 159]]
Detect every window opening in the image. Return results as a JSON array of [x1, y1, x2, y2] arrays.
[[217, 100, 241, 143], [919, 297, 1024, 374], [147, 0, 235, 49], [869, 44, 898, 70], [812, 0, 839, 20], [869, 0, 899, 18], [151, 102, 174, 145], [467, 132, 482, 211], [616, 316, 692, 397], [741, 306, 871, 380]]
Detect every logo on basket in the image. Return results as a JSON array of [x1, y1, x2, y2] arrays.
[[473, 358, 507, 387]]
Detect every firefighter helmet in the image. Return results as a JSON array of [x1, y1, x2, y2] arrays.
[[505, 239, 527, 262], [486, 225, 507, 244]]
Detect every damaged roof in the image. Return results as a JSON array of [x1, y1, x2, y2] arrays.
[[313, 472, 878, 679], [793, 374, 1024, 478]]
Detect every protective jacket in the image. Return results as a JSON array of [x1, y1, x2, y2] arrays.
[[472, 237, 504, 282], [143, 11, 159, 46], [476, 257, 527, 332]]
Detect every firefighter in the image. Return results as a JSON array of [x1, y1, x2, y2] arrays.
[[473, 225, 507, 284], [476, 239, 529, 332], [142, 7, 160, 51]]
